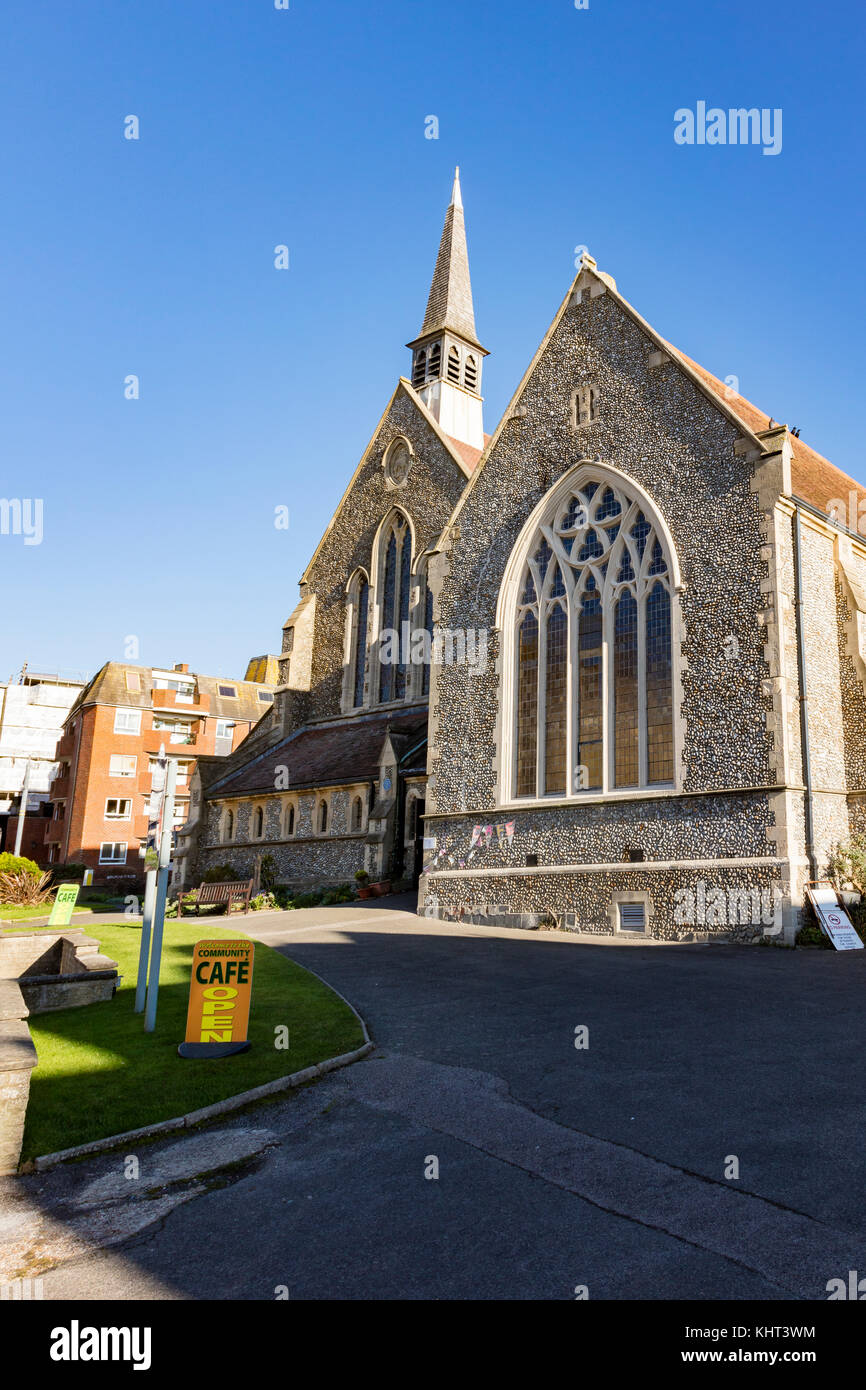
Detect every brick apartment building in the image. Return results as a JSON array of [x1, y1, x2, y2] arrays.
[[46, 660, 276, 885]]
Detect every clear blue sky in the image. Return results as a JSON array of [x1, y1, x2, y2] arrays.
[[1, 0, 863, 684]]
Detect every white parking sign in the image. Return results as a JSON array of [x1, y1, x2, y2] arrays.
[[805, 885, 864, 951]]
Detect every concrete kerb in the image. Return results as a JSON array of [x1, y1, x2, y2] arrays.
[[31, 1041, 374, 1172], [30, 957, 374, 1173]]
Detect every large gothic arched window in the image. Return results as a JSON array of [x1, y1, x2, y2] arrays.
[[342, 569, 370, 712], [508, 468, 677, 799], [377, 511, 413, 703]]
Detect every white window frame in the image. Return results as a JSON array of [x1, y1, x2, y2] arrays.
[[114, 708, 142, 735], [109, 754, 137, 779], [99, 841, 128, 864], [105, 797, 132, 820]]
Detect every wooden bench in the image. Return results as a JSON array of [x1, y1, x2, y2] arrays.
[[183, 879, 254, 917]]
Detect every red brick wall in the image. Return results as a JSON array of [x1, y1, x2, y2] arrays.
[[1, 814, 51, 865], [59, 703, 254, 885]]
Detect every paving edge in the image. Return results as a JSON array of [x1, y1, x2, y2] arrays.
[[30, 1040, 374, 1172]]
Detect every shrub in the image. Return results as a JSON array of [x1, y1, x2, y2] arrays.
[[166, 892, 197, 919], [795, 921, 831, 949], [0, 870, 54, 906], [354, 869, 369, 883], [291, 890, 324, 909], [50, 862, 87, 883], [826, 834, 866, 894], [0, 852, 42, 881], [259, 854, 279, 892], [202, 863, 240, 883], [250, 891, 277, 912]]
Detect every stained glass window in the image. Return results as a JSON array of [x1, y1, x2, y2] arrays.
[[512, 474, 676, 798], [646, 583, 673, 783], [614, 592, 639, 787], [421, 578, 434, 696], [577, 580, 603, 789], [516, 610, 539, 796], [395, 529, 412, 699], [379, 532, 398, 702], [353, 576, 369, 708], [545, 603, 568, 793]]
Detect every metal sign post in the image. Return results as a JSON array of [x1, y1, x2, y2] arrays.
[[13, 760, 31, 856], [134, 871, 157, 1014], [144, 755, 178, 1032], [135, 746, 167, 1014]]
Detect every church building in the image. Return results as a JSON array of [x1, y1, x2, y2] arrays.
[[179, 170, 487, 893], [183, 173, 866, 943]]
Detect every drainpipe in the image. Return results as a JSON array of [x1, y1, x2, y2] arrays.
[[793, 506, 819, 881]]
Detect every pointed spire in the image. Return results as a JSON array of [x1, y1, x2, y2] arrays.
[[414, 167, 483, 350]]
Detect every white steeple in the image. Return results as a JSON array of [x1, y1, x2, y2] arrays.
[[407, 169, 488, 451]]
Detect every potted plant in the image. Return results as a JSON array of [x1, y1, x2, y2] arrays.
[[355, 869, 373, 900]]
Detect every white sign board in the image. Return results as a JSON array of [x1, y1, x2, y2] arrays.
[[423, 837, 437, 850], [806, 886, 864, 951]]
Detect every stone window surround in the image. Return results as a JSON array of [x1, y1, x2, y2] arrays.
[[382, 435, 415, 491], [494, 458, 685, 808], [570, 384, 599, 430], [342, 508, 435, 713], [609, 890, 654, 935], [342, 566, 371, 712], [209, 785, 372, 849]]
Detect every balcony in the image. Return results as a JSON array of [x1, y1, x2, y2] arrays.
[[145, 731, 198, 754], [149, 688, 210, 714], [50, 774, 70, 799], [54, 733, 75, 759], [44, 821, 64, 844]]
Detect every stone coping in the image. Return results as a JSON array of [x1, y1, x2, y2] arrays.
[[426, 855, 786, 879]]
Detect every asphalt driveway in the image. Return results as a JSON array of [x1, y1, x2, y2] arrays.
[[9, 896, 866, 1301]]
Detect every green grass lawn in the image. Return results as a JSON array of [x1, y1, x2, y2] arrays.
[[22, 921, 365, 1162], [0, 905, 90, 922]]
